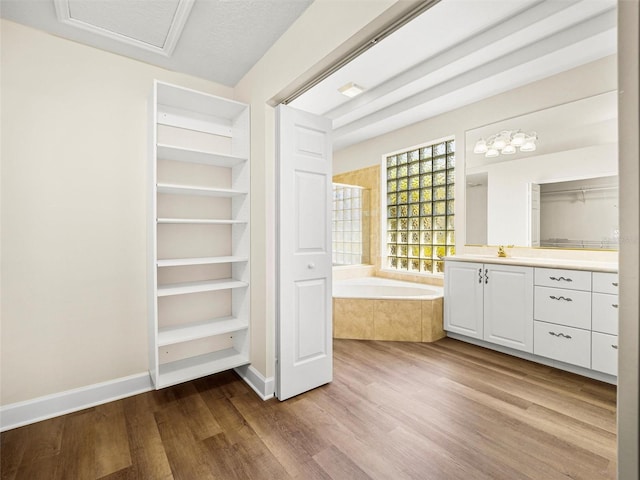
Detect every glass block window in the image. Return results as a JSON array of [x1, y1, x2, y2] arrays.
[[385, 139, 455, 274], [333, 183, 366, 265]]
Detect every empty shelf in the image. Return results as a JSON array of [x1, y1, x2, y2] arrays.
[[157, 348, 250, 389], [158, 316, 248, 346], [157, 256, 248, 267], [157, 144, 247, 167], [157, 218, 246, 225], [157, 183, 247, 197], [157, 278, 248, 297]]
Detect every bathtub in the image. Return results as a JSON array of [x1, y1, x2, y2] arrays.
[[333, 277, 443, 300], [332, 277, 445, 343]]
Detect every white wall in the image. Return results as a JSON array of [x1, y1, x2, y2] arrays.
[[0, 19, 233, 405]]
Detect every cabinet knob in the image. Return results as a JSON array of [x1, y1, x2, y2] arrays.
[[612, 282, 619, 287], [612, 304, 619, 309], [612, 344, 618, 350], [307, 263, 315, 269]]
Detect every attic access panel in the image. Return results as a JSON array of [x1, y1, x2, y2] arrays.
[[54, 0, 194, 55]]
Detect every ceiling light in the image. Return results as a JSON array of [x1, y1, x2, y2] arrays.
[[474, 130, 537, 158], [338, 82, 365, 98]]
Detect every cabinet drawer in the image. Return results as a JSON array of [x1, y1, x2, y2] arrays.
[[534, 268, 591, 290], [534, 286, 591, 329], [534, 321, 591, 368], [592, 293, 619, 335], [591, 332, 618, 376], [592, 272, 619, 294]]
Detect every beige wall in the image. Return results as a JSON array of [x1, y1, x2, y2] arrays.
[[1, 1, 413, 404], [0, 19, 234, 405], [617, 1, 639, 478]]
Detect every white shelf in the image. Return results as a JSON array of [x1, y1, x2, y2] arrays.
[[157, 144, 247, 167], [157, 256, 248, 267], [150, 81, 250, 390], [157, 183, 247, 197], [156, 348, 250, 389], [157, 218, 246, 225], [157, 278, 248, 297], [158, 316, 248, 346]]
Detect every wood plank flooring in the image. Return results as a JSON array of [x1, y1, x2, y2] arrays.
[[1, 338, 617, 479]]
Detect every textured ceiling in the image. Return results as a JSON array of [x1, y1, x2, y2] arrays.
[[0, 0, 314, 86]]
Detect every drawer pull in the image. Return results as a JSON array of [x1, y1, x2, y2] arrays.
[[612, 344, 618, 350], [548, 331, 572, 339], [612, 304, 619, 309], [612, 282, 619, 287], [549, 276, 573, 282], [549, 295, 573, 302]]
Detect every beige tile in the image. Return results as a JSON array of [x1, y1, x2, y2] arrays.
[[421, 298, 445, 342], [333, 299, 374, 340], [373, 300, 422, 341]]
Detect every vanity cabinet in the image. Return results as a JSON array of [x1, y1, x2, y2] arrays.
[[444, 261, 533, 353], [533, 268, 592, 367], [445, 258, 618, 382], [591, 272, 619, 375]]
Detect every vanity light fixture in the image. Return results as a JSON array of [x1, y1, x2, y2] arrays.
[[473, 130, 537, 157], [338, 82, 365, 98]]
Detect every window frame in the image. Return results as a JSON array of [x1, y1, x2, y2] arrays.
[[380, 136, 456, 277]]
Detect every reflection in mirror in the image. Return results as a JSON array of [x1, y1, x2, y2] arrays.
[[539, 176, 618, 249], [465, 91, 618, 249], [332, 183, 371, 265]]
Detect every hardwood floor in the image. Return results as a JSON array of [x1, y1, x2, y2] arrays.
[[1, 338, 617, 479]]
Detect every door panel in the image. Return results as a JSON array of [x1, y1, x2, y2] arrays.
[[276, 105, 333, 401], [444, 261, 483, 339], [484, 265, 533, 353]]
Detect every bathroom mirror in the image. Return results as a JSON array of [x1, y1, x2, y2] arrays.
[[465, 91, 618, 249]]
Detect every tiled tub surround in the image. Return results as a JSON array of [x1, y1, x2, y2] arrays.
[[333, 277, 445, 342], [444, 255, 618, 383]]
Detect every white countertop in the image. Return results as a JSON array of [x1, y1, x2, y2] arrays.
[[444, 255, 618, 273]]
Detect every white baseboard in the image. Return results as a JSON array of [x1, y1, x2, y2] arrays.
[[0, 372, 153, 432], [235, 365, 275, 400]]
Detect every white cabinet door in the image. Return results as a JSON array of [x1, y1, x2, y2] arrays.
[[276, 105, 333, 401], [444, 261, 483, 339], [484, 264, 534, 353], [591, 332, 618, 375]]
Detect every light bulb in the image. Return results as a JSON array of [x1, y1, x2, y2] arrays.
[[473, 139, 488, 154], [485, 148, 499, 158], [511, 132, 526, 146], [502, 144, 516, 154], [493, 137, 506, 150]]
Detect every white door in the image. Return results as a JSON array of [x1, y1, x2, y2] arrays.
[[483, 264, 534, 353], [276, 105, 333, 400], [444, 261, 484, 339]]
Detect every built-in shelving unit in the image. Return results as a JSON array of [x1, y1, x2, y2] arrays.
[[148, 80, 250, 389]]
